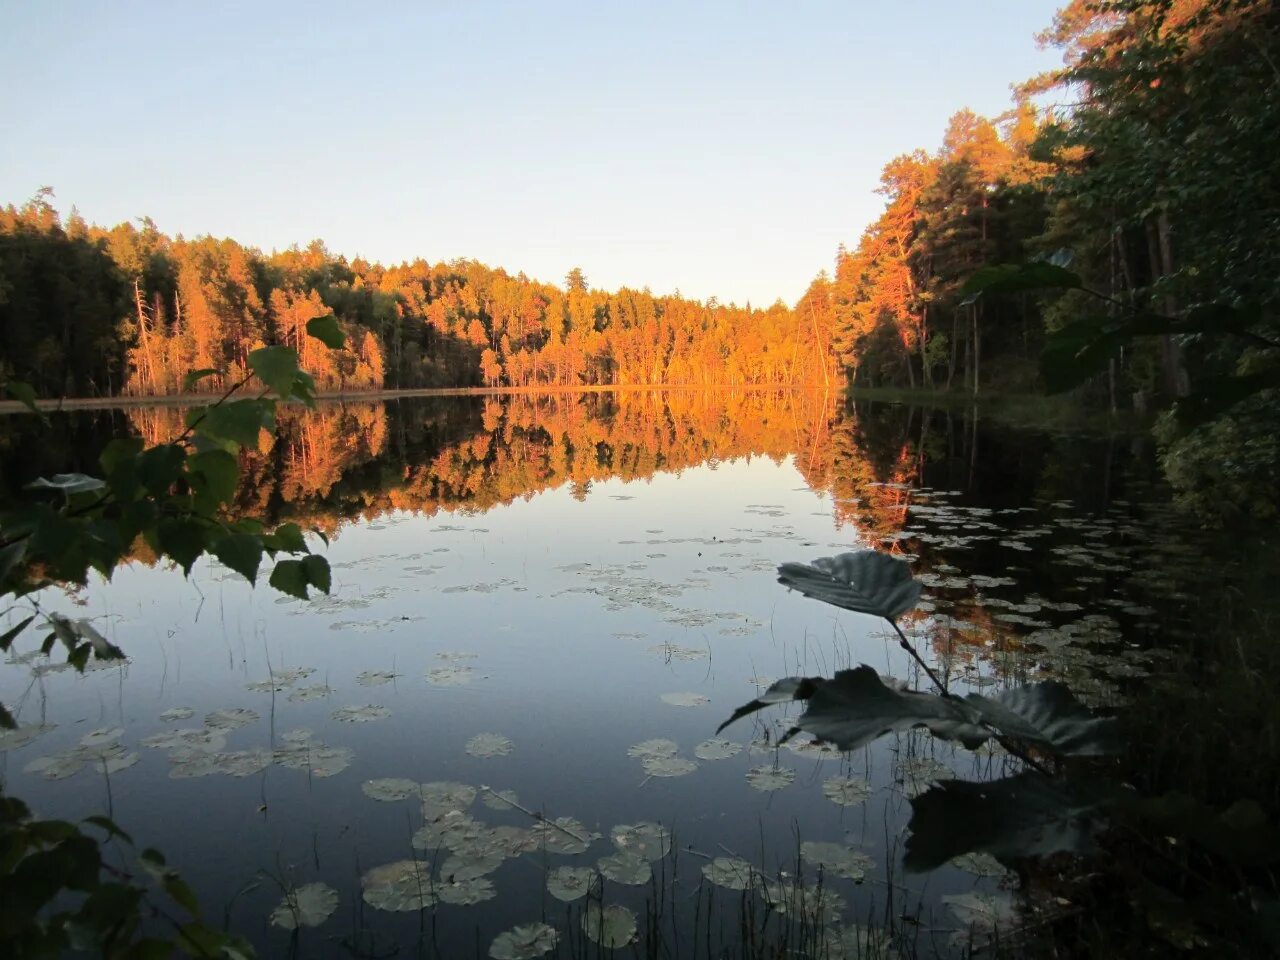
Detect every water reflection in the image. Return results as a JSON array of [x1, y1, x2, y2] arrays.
[[0, 390, 1200, 958]]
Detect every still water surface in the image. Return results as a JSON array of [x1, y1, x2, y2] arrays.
[[0, 391, 1197, 958]]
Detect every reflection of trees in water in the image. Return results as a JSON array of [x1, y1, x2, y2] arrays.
[[116, 391, 937, 545]]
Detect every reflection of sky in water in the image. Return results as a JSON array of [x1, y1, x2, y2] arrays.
[[2, 412, 1173, 956]]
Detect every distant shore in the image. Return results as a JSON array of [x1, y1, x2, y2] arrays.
[[0, 382, 835, 414]]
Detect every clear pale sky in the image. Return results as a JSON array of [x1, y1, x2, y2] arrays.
[[0, 1, 1065, 306]]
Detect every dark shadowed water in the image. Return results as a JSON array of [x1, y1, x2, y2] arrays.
[[0, 390, 1204, 958]]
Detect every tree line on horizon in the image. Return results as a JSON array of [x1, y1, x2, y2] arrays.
[[0, 0, 1274, 411]]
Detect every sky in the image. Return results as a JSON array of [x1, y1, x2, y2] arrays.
[[0, 1, 1066, 306]]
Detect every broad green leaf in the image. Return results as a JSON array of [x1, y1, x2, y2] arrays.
[[264, 522, 308, 554], [186, 450, 239, 511], [269, 559, 309, 599], [247, 346, 301, 399], [302, 553, 331, 593], [157, 518, 207, 575], [0, 614, 35, 651], [5, 380, 46, 419], [82, 815, 133, 844], [306, 315, 346, 349], [189, 400, 274, 449], [181, 368, 219, 391], [718, 666, 990, 751], [966, 683, 1118, 756], [136, 444, 187, 496], [211, 533, 263, 585], [778, 550, 922, 620], [960, 261, 1083, 303]]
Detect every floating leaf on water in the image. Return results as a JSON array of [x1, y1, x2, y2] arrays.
[[489, 922, 559, 960], [158, 708, 194, 722], [437, 876, 496, 905], [436, 651, 479, 661], [660, 692, 710, 707], [598, 851, 650, 885], [610, 822, 671, 861], [898, 757, 954, 799], [943, 892, 1017, 944], [270, 882, 338, 929], [281, 728, 313, 743], [489, 825, 539, 857], [746, 765, 795, 792], [288, 684, 334, 703], [420, 782, 477, 819], [0, 724, 54, 753], [356, 670, 400, 686], [786, 737, 843, 759], [761, 880, 846, 923], [641, 756, 697, 779], [274, 741, 354, 778], [466, 733, 513, 758], [694, 738, 741, 760], [581, 904, 637, 949], [215, 748, 274, 778], [25, 753, 86, 780], [361, 860, 435, 912], [427, 667, 478, 686], [547, 865, 595, 902], [948, 852, 1012, 878], [822, 777, 872, 807], [362, 778, 420, 802], [98, 751, 140, 774], [414, 811, 487, 852], [80, 727, 124, 749], [331, 704, 390, 723], [204, 708, 259, 731], [168, 755, 220, 779], [482, 788, 520, 811], [702, 856, 755, 890], [627, 739, 678, 759], [800, 841, 875, 881], [440, 851, 504, 881], [530, 817, 599, 855]]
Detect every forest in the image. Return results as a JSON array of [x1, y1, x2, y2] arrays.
[[3, 2, 1276, 446]]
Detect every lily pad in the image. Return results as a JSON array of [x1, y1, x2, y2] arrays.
[[0, 724, 55, 752], [660, 692, 710, 707], [694, 738, 741, 760], [641, 756, 697, 778], [898, 757, 954, 799], [362, 778, 420, 802], [547, 866, 594, 902], [943, 892, 1017, 943], [436, 876, 496, 905], [597, 851, 650, 885], [746, 765, 795, 792], [25, 753, 86, 780], [610, 822, 671, 861], [581, 903, 637, 949], [702, 856, 755, 891], [822, 777, 872, 807], [427, 666, 477, 686], [158, 708, 194, 722], [204, 708, 260, 731], [800, 841, 875, 880], [948, 852, 1012, 878], [627, 739, 678, 759], [270, 882, 338, 929], [481, 788, 521, 811], [490, 923, 558, 960], [288, 684, 334, 703], [530, 817, 599, 855], [331, 705, 390, 723], [420, 782, 477, 819], [356, 670, 400, 686], [466, 733, 513, 758], [80, 728, 124, 749], [361, 860, 435, 912]]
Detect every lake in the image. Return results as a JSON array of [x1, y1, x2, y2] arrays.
[[0, 390, 1202, 959]]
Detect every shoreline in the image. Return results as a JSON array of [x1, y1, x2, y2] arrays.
[[0, 382, 837, 414]]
